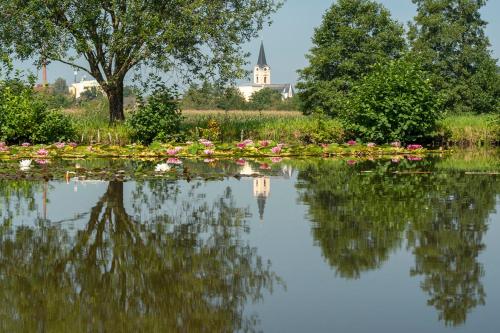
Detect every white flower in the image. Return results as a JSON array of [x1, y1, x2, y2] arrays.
[[19, 159, 32, 171], [155, 163, 170, 173]]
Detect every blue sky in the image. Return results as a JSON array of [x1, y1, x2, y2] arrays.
[[15, 0, 500, 87]]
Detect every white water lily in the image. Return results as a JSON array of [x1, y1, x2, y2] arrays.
[[155, 163, 170, 173], [19, 159, 32, 171]]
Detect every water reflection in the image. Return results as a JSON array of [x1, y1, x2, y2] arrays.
[[0, 180, 279, 332], [295, 158, 499, 326]]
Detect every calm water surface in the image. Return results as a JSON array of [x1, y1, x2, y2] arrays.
[[0, 156, 499, 332]]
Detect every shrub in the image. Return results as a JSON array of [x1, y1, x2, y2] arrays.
[[342, 58, 442, 143], [127, 85, 183, 144], [0, 79, 75, 144]]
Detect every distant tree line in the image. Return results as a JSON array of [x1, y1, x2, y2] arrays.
[[181, 81, 299, 111]]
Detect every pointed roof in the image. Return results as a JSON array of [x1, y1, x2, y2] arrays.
[[257, 42, 268, 67]]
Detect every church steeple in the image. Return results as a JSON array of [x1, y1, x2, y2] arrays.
[[254, 42, 271, 85], [257, 41, 268, 67]]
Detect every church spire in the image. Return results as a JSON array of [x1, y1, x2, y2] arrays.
[[257, 41, 268, 67]]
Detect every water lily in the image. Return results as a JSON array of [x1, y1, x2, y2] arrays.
[[155, 163, 170, 173], [259, 140, 271, 147], [54, 142, 66, 149], [407, 144, 423, 150], [347, 140, 356, 146], [166, 148, 178, 156], [391, 141, 401, 148], [347, 160, 357, 165], [407, 156, 423, 161], [35, 159, 49, 165], [242, 139, 253, 145], [22, 142, 31, 147], [0, 146, 8, 152], [271, 146, 282, 154], [367, 142, 376, 148], [37, 148, 49, 156], [167, 158, 183, 165], [236, 143, 247, 149], [199, 139, 214, 147], [19, 159, 32, 171], [68, 142, 78, 148], [203, 149, 214, 156]]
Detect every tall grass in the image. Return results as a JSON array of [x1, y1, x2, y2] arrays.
[[70, 98, 132, 145], [438, 114, 499, 146]]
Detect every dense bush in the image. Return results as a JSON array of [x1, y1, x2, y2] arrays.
[[342, 58, 442, 143], [127, 85, 183, 144], [0, 79, 75, 144]]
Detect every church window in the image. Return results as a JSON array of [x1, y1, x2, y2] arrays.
[[264, 77, 267, 83]]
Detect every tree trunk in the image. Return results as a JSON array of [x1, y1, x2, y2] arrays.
[[107, 81, 125, 124]]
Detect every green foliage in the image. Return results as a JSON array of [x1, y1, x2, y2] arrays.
[[343, 58, 441, 143], [297, 0, 406, 116], [182, 82, 246, 110], [409, 0, 500, 114], [127, 85, 183, 144], [249, 88, 282, 111], [0, 77, 75, 144], [0, 0, 282, 122]]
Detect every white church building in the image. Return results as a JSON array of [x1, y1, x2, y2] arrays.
[[238, 42, 294, 101]]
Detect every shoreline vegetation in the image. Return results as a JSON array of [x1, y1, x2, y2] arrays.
[[69, 104, 499, 147]]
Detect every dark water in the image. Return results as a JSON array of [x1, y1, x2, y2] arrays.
[[0, 155, 499, 332]]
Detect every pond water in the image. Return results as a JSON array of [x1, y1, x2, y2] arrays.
[[0, 153, 499, 332]]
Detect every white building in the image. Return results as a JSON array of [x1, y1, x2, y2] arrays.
[[238, 42, 294, 101], [69, 79, 102, 99]]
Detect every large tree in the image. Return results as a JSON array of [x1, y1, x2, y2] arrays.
[[296, 0, 406, 116], [409, 0, 500, 114], [0, 0, 282, 123]]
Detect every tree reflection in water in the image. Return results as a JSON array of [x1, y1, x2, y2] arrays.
[[0, 180, 279, 332], [296, 159, 499, 326]]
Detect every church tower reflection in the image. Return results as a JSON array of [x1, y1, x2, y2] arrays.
[[253, 177, 270, 222]]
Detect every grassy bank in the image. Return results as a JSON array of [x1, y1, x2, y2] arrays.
[[65, 104, 498, 147]]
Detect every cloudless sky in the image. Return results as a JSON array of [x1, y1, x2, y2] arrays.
[[15, 0, 500, 88]]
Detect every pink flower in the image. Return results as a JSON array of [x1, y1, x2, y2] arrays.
[[391, 158, 401, 164], [37, 148, 49, 156], [407, 144, 423, 151], [0, 142, 5, 147], [199, 139, 214, 147], [0, 146, 8, 152], [236, 158, 246, 166], [407, 156, 423, 161], [321, 143, 329, 148], [391, 141, 401, 148], [367, 142, 376, 148], [69, 142, 78, 148], [174, 146, 183, 153], [167, 158, 183, 165], [347, 160, 357, 165], [242, 139, 253, 145], [54, 142, 65, 149], [166, 149, 178, 156], [271, 157, 283, 163], [271, 146, 282, 154], [259, 140, 271, 147], [236, 143, 247, 149], [203, 149, 214, 156], [347, 140, 356, 146], [22, 142, 31, 147], [35, 159, 49, 165]]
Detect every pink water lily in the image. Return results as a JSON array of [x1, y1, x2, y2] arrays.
[[407, 156, 423, 161], [367, 142, 376, 148], [37, 148, 49, 156], [199, 139, 214, 147], [271, 146, 282, 154], [166, 149, 178, 156], [22, 142, 31, 147], [203, 149, 214, 156], [68, 142, 78, 148], [347, 140, 356, 146], [259, 140, 271, 147], [236, 143, 247, 149], [407, 144, 423, 150], [242, 139, 253, 145], [54, 142, 66, 149], [0, 146, 8, 152], [391, 141, 401, 148]]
